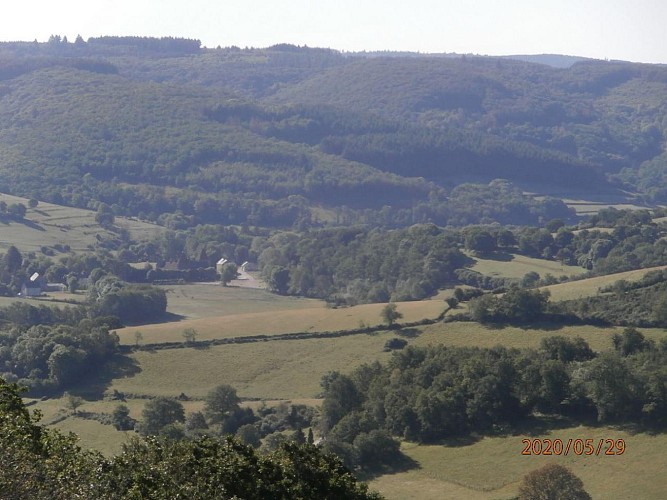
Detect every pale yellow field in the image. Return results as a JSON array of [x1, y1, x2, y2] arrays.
[[0, 192, 162, 253], [540, 264, 667, 301], [370, 426, 667, 500], [116, 300, 447, 345], [470, 253, 586, 280]]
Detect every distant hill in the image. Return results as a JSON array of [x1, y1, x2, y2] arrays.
[[503, 54, 593, 68], [0, 38, 665, 228]]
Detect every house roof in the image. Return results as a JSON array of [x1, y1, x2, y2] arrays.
[[216, 258, 228, 265], [30, 272, 40, 282]]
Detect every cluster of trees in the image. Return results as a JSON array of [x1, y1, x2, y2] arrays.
[[130, 384, 318, 454], [468, 286, 551, 323], [461, 208, 667, 279], [258, 224, 470, 303], [0, 378, 380, 499], [554, 274, 667, 327], [320, 335, 667, 447], [0, 320, 119, 393], [88, 276, 167, 323]]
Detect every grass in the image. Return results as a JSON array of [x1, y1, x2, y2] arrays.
[[369, 426, 667, 500], [469, 253, 586, 280], [560, 198, 649, 215], [540, 264, 667, 301], [159, 283, 324, 319], [0, 192, 162, 253], [415, 321, 667, 352], [108, 331, 399, 400], [0, 291, 87, 309], [116, 298, 446, 345]]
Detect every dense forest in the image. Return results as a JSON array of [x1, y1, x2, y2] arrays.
[[1, 37, 667, 231]]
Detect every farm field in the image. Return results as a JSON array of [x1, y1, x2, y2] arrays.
[[540, 264, 667, 301], [560, 198, 649, 215], [368, 425, 667, 500], [0, 192, 163, 253], [415, 321, 667, 352], [115, 298, 447, 345], [469, 253, 586, 280], [159, 283, 323, 319], [0, 291, 86, 308], [107, 330, 399, 399]]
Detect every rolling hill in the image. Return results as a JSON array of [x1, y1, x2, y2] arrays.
[[1, 38, 666, 229]]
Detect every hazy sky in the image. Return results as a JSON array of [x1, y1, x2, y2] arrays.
[[2, 0, 666, 63]]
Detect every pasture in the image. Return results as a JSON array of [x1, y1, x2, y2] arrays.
[[469, 253, 586, 280], [369, 425, 667, 500], [415, 321, 667, 352], [540, 264, 667, 301], [560, 197, 649, 215], [158, 283, 323, 319], [108, 330, 399, 400], [115, 297, 447, 345], [0, 192, 162, 253]]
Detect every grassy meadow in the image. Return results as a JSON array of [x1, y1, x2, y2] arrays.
[[116, 296, 447, 345], [0, 192, 162, 253], [469, 253, 586, 280], [369, 425, 667, 500], [540, 264, 667, 301]]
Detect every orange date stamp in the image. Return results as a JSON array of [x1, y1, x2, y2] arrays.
[[521, 438, 625, 456]]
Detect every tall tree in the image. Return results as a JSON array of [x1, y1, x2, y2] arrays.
[[140, 397, 185, 436], [204, 384, 241, 425]]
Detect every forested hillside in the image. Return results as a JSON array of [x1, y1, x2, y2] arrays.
[[1, 37, 666, 230]]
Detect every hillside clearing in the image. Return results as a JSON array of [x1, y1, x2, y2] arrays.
[[469, 253, 586, 280], [540, 264, 667, 301], [0, 192, 163, 253]]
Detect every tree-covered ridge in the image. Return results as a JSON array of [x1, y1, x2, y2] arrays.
[[1, 40, 667, 229], [0, 60, 578, 228], [270, 57, 667, 179]]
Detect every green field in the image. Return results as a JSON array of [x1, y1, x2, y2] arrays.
[[0, 192, 163, 253], [540, 265, 667, 301], [469, 253, 586, 280], [23, 274, 667, 498], [109, 331, 399, 400], [415, 321, 667, 352], [369, 426, 667, 500]]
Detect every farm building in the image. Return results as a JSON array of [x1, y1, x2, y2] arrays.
[[20, 282, 42, 297], [241, 261, 257, 272], [216, 258, 228, 274]]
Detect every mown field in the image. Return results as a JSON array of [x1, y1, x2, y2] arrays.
[[0, 192, 163, 253], [115, 297, 447, 345]]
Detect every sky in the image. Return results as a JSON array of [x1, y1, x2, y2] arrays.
[[1, 0, 666, 64]]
